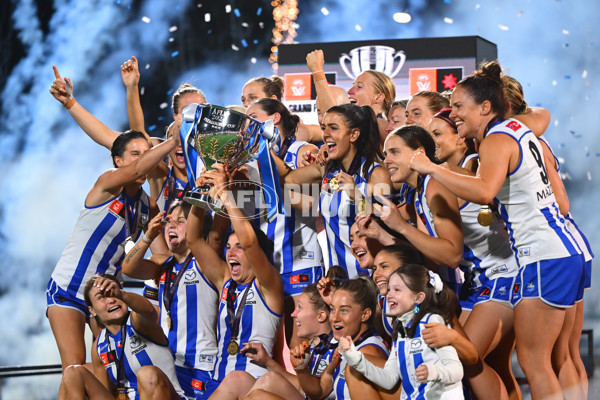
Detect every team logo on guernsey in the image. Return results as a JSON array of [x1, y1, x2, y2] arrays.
[[221, 287, 229, 301], [506, 121, 522, 131], [478, 287, 491, 298], [185, 270, 197, 281], [109, 199, 124, 215], [290, 274, 309, 284], [513, 283, 520, 295], [526, 282, 536, 292], [130, 335, 142, 349], [410, 338, 424, 354], [100, 350, 117, 366], [192, 379, 205, 391], [518, 247, 531, 257]]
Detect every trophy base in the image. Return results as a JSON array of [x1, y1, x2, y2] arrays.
[[184, 190, 225, 213]]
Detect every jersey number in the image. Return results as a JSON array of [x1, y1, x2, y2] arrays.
[[528, 141, 549, 185]]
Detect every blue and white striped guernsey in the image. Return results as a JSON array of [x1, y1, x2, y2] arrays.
[[156, 167, 189, 213], [537, 136, 594, 264], [488, 119, 580, 265], [319, 156, 379, 278], [333, 331, 388, 400], [414, 175, 463, 291], [212, 279, 281, 381], [156, 256, 219, 371], [261, 138, 324, 274], [396, 313, 463, 399], [96, 314, 185, 400], [458, 154, 519, 288], [51, 189, 151, 300]]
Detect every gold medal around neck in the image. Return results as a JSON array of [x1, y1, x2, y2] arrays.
[[329, 177, 340, 191], [166, 314, 173, 331], [227, 341, 240, 356], [477, 205, 494, 226], [116, 391, 128, 400]]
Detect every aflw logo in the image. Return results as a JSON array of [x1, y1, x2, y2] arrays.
[[291, 79, 306, 96]]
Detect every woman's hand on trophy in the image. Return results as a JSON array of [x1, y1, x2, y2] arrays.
[[202, 164, 232, 205], [120, 56, 140, 88], [49, 65, 74, 106], [306, 49, 325, 73]]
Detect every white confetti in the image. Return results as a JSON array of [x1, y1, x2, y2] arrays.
[[205, 13, 211, 22], [582, 70, 588, 78], [197, 3, 202, 7], [562, 29, 569, 35], [475, 4, 480, 9], [169, 37, 174, 42], [159, 102, 168, 109], [321, 7, 329, 16], [241, 22, 249, 28], [552, 80, 557, 86], [140, 86, 145, 95], [141, 16, 151, 23], [554, 119, 559, 127], [225, 4, 231, 13], [251, 57, 257, 64], [169, 26, 178, 32], [259, 22, 264, 28], [355, 24, 362, 31], [393, 12, 411, 23], [231, 44, 239, 51], [444, 17, 453, 24], [587, 171, 592, 181], [145, 64, 150, 70], [498, 24, 509, 31]]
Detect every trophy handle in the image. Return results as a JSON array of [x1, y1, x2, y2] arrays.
[[389, 51, 407, 78], [339, 53, 355, 80]]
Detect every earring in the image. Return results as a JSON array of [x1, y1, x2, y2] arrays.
[[414, 302, 420, 314]]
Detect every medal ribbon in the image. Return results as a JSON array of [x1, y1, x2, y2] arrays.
[[123, 189, 144, 242], [336, 328, 376, 368], [482, 116, 503, 139], [167, 170, 191, 210], [276, 136, 293, 160], [226, 279, 255, 343], [162, 254, 194, 327], [310, 332, 336, 375], [105, 313, 129, 391]]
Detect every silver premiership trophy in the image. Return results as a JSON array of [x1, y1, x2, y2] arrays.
[[339, 45, 406, 80], [180, 103, 283, 220]]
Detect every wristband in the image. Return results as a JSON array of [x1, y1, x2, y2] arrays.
[[312, 70, 326, 83], [64, 98, 76, 110], [142, 234, 153, 244], [311, 69, 324, 74], [314, 79, 327, 84]]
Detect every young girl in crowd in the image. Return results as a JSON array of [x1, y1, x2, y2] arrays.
[[409, 61, 584, 400], [121, 201, 219, 400], [292, 278, 398, 400], [338, 265, 464, 399], [274, 104, 392, 279], [45, 128, 178, 369], [185, 164, 284, 399], [58, 274, 185, 400]]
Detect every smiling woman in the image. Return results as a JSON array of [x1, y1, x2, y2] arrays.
[[274, 103, 392, 279], [57, 274, 185, 400]]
